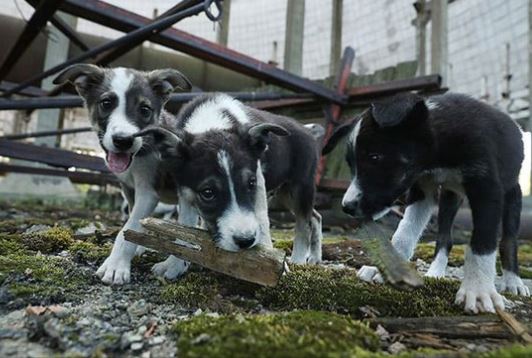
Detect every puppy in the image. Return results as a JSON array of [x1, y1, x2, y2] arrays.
[[138, 94, 322, 263], [323, 92, 529, 313], [53, 64, 194, 284]]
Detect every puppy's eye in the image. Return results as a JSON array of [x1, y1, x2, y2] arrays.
[[99, 99, 112, 111], [369, 153, 383, 161], [248, 176, 256, 190], [139, 105, 152, 119], [200, 188, 216, 201]]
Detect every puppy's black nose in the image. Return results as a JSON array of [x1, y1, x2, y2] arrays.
[[342, 202, 359, 217], [234, 235, 255, 249], [112, 135, 134, 151]]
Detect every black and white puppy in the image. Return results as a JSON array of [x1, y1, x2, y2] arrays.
[[323, 92, 529, 313], [139, 94, 322, 263], [53, 64, 194, 284]]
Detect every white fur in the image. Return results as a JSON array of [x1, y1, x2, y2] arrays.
[[425, 99, 440, 110], [455, 249, 504, 313], [184, 94, 250, 134], [357, 265, 384, 283], [151, 191, 199, 280], [254, 161, 273, 248], [391, 196, 435, 260], [342, 121, 362, 206], [372, 207, 391, 221], [216, 150, 259, 251], [425, 249, 448, 278], [102, 68, 142, 154], [499, 269, 530, 296]]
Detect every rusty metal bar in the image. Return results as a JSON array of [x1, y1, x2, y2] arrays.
[[25, 0, 90, 52], [315, 47, 355, 185], [0, 163, 118, 186], [0, 0, 64, 81], [0, 140, 108, 172], [348, 74, 442, 98], [0, 91, 312, 110], [0, 81, 48, 97], [2, 0, 210, 97], [0, 127, 93, 140], [56, 0, 345, 104]]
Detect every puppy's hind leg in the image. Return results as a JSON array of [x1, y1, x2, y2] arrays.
[[426, 190, 463, 278], [499, 184, 529, 296], [308, 209, 322, 264]]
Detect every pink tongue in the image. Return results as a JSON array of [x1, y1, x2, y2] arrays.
[[107, 152, 132, 173]]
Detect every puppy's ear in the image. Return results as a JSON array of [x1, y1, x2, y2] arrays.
[[53, 64, 104, 98], [371, 93, 428, 129], [322, 119, 357, 155], [148, 69, 192, 100], [246, 123, 289, 153], [133, 126, 188, 158]]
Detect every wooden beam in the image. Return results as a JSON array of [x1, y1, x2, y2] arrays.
[[284, 0, 306, 75], [124, 218, 287, 287]]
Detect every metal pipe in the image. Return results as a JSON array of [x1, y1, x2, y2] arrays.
[[2, 0, 211, 97], [0, 0, 64, 81], [0, 91, 312, 110], [0, 127, 93, 140]]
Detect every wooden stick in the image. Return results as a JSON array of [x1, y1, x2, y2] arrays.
[[357, 221, 424, 289], [370, 316, 514, 339], [496, 307, 532, 343], [124, 218, 287, 287]]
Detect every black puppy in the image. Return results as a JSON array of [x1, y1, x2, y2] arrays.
[[138, 93, 322, 265], [323, 92, 529, 313]]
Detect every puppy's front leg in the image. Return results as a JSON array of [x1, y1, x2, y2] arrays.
[[455, 178, 504, 313], [152, 195, 197, 280], [97, 187, 158, 284], [357, 186, 435, 283]]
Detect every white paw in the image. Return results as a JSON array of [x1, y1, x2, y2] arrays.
[[289, 254, 309, 265], [357, 265, 384, 283], [135, 245, 146, 256], [306, 254, 321, 265], [455, 280, 505, 314], [96, 256, 131, 285], [499, 271, 530, 297], [152, 256, 190, 280]]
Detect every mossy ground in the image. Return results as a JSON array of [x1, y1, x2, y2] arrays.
[[1, 201, 532, 356], [174, 311, 380, 358]]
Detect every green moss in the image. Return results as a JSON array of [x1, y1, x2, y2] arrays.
[[0, 233, 25, 255], [160, 272, 223, 309], [414, 243, 465, 266], [272, 239, 293, 252], [68, 240, 111, 265], [21, 227, 73, 254], [257, 266, 462, 317], [160, 266, 461, 317], [0, 253, 92, 304], [174, 311, 379, 358]]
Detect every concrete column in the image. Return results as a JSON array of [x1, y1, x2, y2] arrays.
[[413, 0, 429, 76], [329, 0, 343, 75], [217, 0, 231, 46], [284, 0, 305, 75], [430, 0, 448, 85], [35, 12, 77, 147]]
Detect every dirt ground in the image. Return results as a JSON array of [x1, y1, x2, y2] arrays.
[[1, 200, 531, 357]]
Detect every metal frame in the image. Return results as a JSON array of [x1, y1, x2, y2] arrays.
[[0, 0, 443, 190]]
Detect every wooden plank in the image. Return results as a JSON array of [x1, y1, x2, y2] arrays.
[[124, 218, 287, 287]]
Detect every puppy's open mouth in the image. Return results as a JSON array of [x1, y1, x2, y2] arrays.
[[107, 152, 132, 174]]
